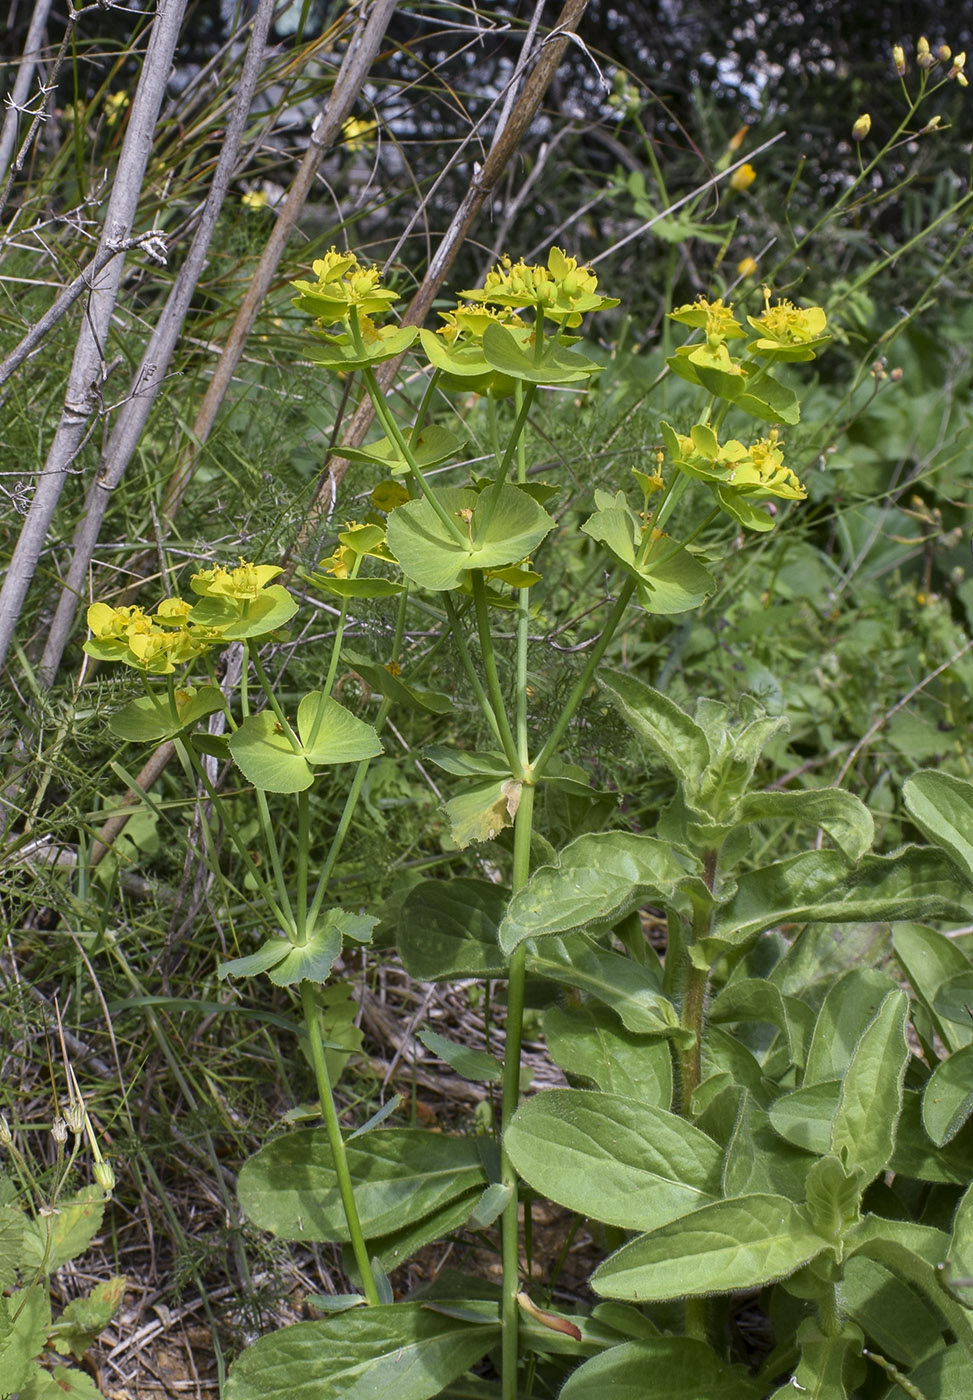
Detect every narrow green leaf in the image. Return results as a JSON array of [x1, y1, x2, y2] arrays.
[[224, 1302, 498, 1400], [830, 990, 908, 1181], [504, 1090, 723, 1233], [418, 1029, 501, 1083], [592, 1195, 825, 1300]]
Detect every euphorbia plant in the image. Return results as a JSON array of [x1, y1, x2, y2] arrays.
[[84, 242, 973, 1400]]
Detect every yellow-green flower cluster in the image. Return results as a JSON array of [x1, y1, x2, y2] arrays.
[[84, 600, 218, 674], [436, 303, 527, 345], [190, 560, 283, 600], [747, 291, 829, 359], [913, 36, 967, 85], [662, 423, 806, 501], [461, 247, 618, 326], [290, 249, 399, 326]]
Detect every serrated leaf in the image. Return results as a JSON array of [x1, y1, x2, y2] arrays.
[[52, 1275, 127, 1358], [592, 1194, 825, 1300], [223, 1302, 498, 1400], [505, 1090, 723, 1232], [0, 1204, 26, 1288], [21, 1188, 104, 1272], [0, 1288, 52, 1391]]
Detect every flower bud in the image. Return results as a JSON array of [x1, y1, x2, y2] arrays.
[[959, 72, 969, 87], [0, 1114, 11, 1146], [921, 115, 942, 132], [917, 35, 934, 69], [736, 255, 758, 277], [889, 367, 904, 382], [93, 1160, 115, 1194], [949, 51, 967, 79], [852, 113, 872, 141], [52, 1117, 68, 1145], [893, 44, 906, 75], [728, 124, 749, 151], [65, 1100, 85, 1135], [937, 44, 952, 61]]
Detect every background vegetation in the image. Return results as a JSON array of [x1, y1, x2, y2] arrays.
[[4, 2, 973, 1397]]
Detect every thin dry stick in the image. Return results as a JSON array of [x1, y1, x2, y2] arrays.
[[157, 0, 400, 526], [0, 0, 56, 189], [287, 0, 590, 564], [0, 0, 190, 675], [37, 0, 279, 687]]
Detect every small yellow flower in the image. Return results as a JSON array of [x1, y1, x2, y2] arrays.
[[728, 124, 749, 151], [729, 163, 756, 192], [917, 35, 934, 70], [461, 247, 618, 326], [669, 296, 746, 344], [190, 560, 283, 601], [938, 44, 952, 62], [852, 113, 871, 141], [291, 249, 399, 326], [104, 91, 129, 126], [747, 289, 828, 358], [893, 44, 906, 76], [342, 116, 378, 151], [242, 189, 269, 211], [949, 51, 967, 80], [436, 303, 526, 345], [736, 256, 758, 277]]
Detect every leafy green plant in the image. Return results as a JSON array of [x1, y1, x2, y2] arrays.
[[0, 1102, 123, 1400]]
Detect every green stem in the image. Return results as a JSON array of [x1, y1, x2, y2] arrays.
[[442, 594, 503, 745], [360, 363, 468, 546], [500, 781, 536, 1400], [532, 575, 637, 779], [471, 570, 521, 775], [300, 980, 380, 1304]]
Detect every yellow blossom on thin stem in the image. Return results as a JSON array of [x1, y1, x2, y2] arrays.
[[729, 162, 756, 192], [893, 44, 906, 76], [242, 189, 269, 211], [852, 113, 871, 141], [747, 288, 829, 358], [291, 249, 399, 326], [669, 296, 746, 344], [460, 247, 618, 326], [436, 303, 526, 345], [916, 36, 934, 70], [190, 560, 283, 601], [737, 256, 758, 278]]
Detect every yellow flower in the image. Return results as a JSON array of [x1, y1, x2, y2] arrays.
[[461, 247, 618, 326], [242, 189, 269, 211], [668, 296, 746, 343], [436, 303, 526, 344], [729, 163, 756, 192], [104, 91, 129, 126], [893, 44, 906, 76], [746, 290, 829, 358], [342, 116, 378, 151], [190, 560, 283, 601], [917, 35, 934, 70], [852, 113, 871, 141], [949, 52, 967, 80], [736, 256, 758, 277], [291, 249, 399, 326], [83, 602, 213, 674]]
